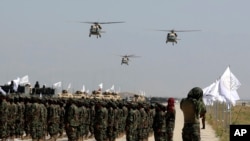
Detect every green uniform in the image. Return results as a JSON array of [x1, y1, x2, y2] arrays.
[[153, 104, 167, 141], [65, 102, 79, 141], [94, 103, 108, 141], [0, 98, 9, 140]]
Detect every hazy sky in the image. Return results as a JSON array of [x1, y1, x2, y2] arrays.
[[1, 0, 250, 99]]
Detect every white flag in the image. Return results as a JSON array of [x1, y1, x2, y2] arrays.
[[53, 82, 62, 88], [219, 66, 241, 105], [13, 77, 20, 92], [67, 83, 71, 90], [81, 85, 85, 92], [0, 87, 6, 95], [110, 85, 115, 92], [19, 75, 29, 85], [98, 83, 103, 90]]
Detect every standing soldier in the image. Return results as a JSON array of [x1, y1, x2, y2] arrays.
[[8, 96, 18, 140], [106, 101, 115, 141], [65, 99, 79, 141], [30, 97, 47, 141], [77, 100, 88, 141], [23, 97, 32, 139], [47, 99, 60, 141], [125, 103, 137, 141], [88, 100, 95, 138], [153, 103, 167, 141], [0, 94, 9, 141], [93, 101, 108, 141], [180, 87, 203, 141], [58, 100, 65, 138], [15, 96, 25, 138], [166, 98, 176, 141]]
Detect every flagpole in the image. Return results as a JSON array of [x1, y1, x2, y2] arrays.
[[229, 65, 232, 125]]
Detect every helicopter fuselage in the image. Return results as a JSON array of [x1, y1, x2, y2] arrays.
[[89, 25, 102, 38], [166, 33, 178, 45], [121, 57, 129, 65]]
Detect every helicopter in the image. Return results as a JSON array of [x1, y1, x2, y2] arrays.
[[80, 21, 125, 38], [156, 29, 200, 45], [120, 54, 140, 65]]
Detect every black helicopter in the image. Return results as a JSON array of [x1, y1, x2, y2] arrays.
[[79, 21, 125, 38], [156, 29, 200, 45], [120, 54, 140, 65]]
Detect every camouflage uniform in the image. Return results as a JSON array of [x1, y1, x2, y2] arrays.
[[30, 98, 47, 141], [0, 96, 9, 141], [88, 102, 95, 138], [23, 98, 32, 139], [125, 103, 138, 141], [8, 97, 17, 140], [58, 101, 65, 138], [47, 100, 60, 141], [93, 101, 108, 141], [180, 87, 203, 141], [77, 100, 88, 141], [15, 98, 25, 138], [153, 103, 167, 141], [107, 102, 115, 141], [65, 100, 79, 141]]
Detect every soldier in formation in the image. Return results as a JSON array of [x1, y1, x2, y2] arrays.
[[0, 93, 181, 141]]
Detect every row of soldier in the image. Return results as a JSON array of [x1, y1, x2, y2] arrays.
[[0, 94, 176, 141]]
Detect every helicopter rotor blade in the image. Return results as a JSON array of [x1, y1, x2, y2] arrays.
[[155, 29, 201, 32], [78, 21, 125, 24], [98, 21, 125, 24], [127, 55, 140, 58]]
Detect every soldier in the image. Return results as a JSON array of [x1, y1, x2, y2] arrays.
[[88, 100, 95, 138], [83, 100, 90, 140], [65, 99, 79, 141], [23, 97, 32, 139], [125, 102, 138, 141], [15, 96, 25, 138], [148, 103, 156, 137], [153, 103, 167, 141], [93, 101, 108, 141], [166, 98, 176, 141], [30, 97, 47, 141], [7, 96, 18, 140], [180, 87, 204, 141], [106, 101, 115, 141], [77, 100, 88, 141], [58, 100, 65, 138], [0, 94, 9, 141], [47, 99, 60, 141]]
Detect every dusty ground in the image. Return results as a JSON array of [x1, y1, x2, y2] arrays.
[[15, 105, 219, 141]]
